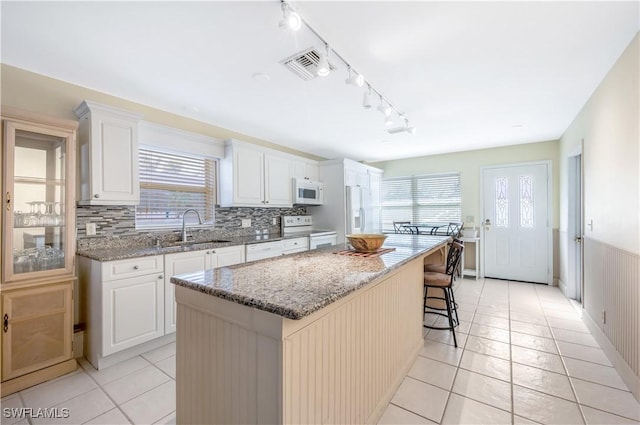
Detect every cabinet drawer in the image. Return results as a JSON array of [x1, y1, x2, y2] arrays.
[[102, 255, 163, 281], [283, 237, 309, 251]]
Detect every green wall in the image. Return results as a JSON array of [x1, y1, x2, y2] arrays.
[[370, 140, 560, 230]]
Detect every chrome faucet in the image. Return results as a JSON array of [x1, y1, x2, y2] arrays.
[[181, 209, 203, 242]]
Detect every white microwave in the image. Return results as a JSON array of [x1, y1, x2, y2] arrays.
[[293, 178, 324, 205]]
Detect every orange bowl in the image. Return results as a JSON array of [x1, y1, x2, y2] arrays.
[[346, 234, 388, 253]]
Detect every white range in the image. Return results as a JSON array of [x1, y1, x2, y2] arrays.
[[281, 215, 337, 249]]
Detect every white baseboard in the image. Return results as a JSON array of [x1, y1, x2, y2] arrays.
[[582, 309, 640, 402], [557, 279, 567, 296], [86, 333, 176, 370]]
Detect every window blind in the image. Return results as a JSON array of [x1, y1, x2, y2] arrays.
[[136, 147, 216, 229], [381, 173, 461, 232]]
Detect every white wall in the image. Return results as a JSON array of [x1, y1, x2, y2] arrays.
[[560, 33, 639, 254], [559, 32, 639, 399]]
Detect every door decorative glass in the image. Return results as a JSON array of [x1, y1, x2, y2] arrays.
[[495, 177, 509, 228], [519, 175, 534, 228]]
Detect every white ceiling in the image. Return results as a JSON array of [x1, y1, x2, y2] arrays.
[[2, 1, 638, 162]]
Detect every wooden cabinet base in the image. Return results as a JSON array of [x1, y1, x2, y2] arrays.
[[1, 359, 77, 397]]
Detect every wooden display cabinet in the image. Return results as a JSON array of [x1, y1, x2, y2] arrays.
[[1, 107, 78, 396]]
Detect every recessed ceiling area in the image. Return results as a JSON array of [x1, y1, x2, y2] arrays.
[[1, 1, 638, 161]]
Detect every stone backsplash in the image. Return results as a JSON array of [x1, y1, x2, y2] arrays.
[[76, 205, 307, 251]]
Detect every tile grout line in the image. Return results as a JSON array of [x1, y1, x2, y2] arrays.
[[536, 284, 588, 425], [77, 364, 136, 425], [435, 277, 484, 424], [16, 390, 32, 425], [508, 280, 515, 425]]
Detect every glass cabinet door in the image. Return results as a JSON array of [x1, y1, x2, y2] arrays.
[[3, 119, 76, 282]]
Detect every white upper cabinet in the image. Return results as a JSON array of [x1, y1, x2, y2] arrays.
[[292, 159, 319, 181], [74, 101, 142, 205], [264, 153, 293, 206], [231, 143, 265, 205], [220, 140, 294, 207]]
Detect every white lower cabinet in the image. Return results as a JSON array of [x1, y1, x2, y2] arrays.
[[245, 240, 284, 262], [282, 237, 309, 255], [213, 245, 246, 268], [164, 245, 245, 334], [80, 255, 165, 369], [81, 241, 299, 368], [102, 273, 164, 356]]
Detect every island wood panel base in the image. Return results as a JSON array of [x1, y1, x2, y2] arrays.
[[175, 254, 435, 425]]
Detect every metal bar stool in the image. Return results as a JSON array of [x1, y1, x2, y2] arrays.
[[423, 241, 464, 347], [424, 238, 463, 278]]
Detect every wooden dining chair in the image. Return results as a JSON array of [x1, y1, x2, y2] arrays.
[[423, 241, 464, 347]]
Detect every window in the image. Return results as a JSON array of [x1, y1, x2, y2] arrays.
[[136, 147, 216, 229], [381, 173, 461, 232]]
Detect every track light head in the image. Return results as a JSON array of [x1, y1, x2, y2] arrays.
[[386, 117, 416, 134], [362, 86, 372, 109], [345, 68, 364, 87], [316, 45, 331, 77], [377, 99, 391, 116], [279, 3, 302, 31], [384, 114, 394, 126]]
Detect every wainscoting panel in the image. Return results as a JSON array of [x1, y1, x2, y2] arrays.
[[584, 237, 639, 381], [282, 260, 423, 424]]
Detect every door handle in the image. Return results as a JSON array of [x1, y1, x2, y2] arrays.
[[3, 314, 8, 333], [575, 236, 582, 243], [484, 218, 491, 231]]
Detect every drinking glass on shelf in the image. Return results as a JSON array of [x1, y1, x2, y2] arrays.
[[13, 210, 22, 227], [26, 202, 37, 226]]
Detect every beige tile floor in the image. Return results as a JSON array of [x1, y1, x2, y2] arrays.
[[2, 278, 639, 424], [379, 278, 640, 425]]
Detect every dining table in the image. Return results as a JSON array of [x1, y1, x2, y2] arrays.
[[401, 222, 449, 235]]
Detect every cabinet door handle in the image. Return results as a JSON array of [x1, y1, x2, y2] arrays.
[[6, 192, 10, 211], [94, 194, 100, 198], [158, 275, 164, 279], [3, 314, 8, 332], [133, 265, 139, 270]]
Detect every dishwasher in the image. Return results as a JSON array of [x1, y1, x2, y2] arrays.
[[245, 240, 284, 262]]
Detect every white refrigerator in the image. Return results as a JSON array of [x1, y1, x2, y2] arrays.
[[346, 185, 376, 235]]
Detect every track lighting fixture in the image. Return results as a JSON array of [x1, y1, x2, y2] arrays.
[[278, 1, 412, 132], [377, 96, 392, 116], [316, 45, 330, 77], [384, 113, 394, 126], [362, 85, 373, 109], [387, 117, 416, 135], [345, 67, 364, 87], [279, 2, 301, 31]]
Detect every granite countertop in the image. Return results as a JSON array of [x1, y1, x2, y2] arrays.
[[76, 233, 312, 262], [171, 234, 449, 320]]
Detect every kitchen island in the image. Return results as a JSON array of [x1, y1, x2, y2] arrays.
[[171, 234, 448, 424]]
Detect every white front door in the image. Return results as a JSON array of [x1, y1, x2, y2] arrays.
[[482, 162, 551, 284]]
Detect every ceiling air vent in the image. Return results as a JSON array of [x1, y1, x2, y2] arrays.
[[281, 47, 336, 81]]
